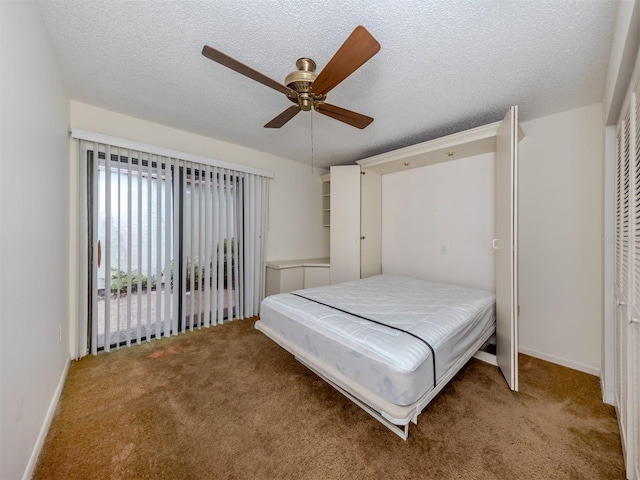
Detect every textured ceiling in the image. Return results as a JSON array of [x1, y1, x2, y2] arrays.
[[38, 0, 618, 169]]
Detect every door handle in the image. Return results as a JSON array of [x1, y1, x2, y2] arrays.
[[97, 240, 102, 268], [492, 239, 498, 250]]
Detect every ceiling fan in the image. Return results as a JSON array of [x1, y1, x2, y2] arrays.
[[202, 26, 380, 129]]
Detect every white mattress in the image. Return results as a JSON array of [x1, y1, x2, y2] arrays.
[[258, 274, 495, 407]]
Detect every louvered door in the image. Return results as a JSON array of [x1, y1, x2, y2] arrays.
[[615, 76, 640, 480], [616, 108, 631, 473], [630, 80, 640, 480]]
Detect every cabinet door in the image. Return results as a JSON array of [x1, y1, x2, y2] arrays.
[[265, 266, 303, 295], [330, 165, 361, 284], [304, 266, 331, 289], [360, 169, 382, 278], [495, 106, 519, 391]]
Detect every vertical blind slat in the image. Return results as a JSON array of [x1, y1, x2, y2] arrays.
[[136, 150, 143, 344], [172, 159, 181, 335], [164, 157, 173, 337], [104, 144, 112, 352], [146, 151, 153, 341], [180, 160, 188, 333], [247, 175, 256, 314], [236, 174, 244, 319], [203, 165, 212, 327], [225, 171, 233, 319], [189, 162, 196, 331], [260, 177, 270, 308], [197, 165, 204, 328], [211, 167, 219, 324], [233, 174, 241, 319], [90, 142, 99, 355], [217, 171, 225, 323], [126, 149, 133, 347], [115, 147, 122, 349], [155, 155, 163, 339]]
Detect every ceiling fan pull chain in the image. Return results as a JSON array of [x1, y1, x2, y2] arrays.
[[311, 110, 315, 174]]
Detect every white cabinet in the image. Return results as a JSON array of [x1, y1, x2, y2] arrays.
[[265, 264, 303, 297], [304, 264, 331, 289], [328, 166, 381, 284], [265, 258, 330, 296]]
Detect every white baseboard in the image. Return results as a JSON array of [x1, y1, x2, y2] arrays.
[[518, 346, 600, 377], [23, 357, 70, 480]]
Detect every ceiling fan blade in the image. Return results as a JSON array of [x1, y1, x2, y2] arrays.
[[264, 105, 301, 128], [202, 45, 296, 97], [310, 26, 380, 96], [315, 103, 374, 129]]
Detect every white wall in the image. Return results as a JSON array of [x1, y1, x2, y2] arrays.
[[382, 152, 495, 291], [518, 103, 603, 375], [0, 2, 71, 479]]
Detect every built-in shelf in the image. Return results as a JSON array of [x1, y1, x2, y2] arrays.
[[322, 174, 331, 228]]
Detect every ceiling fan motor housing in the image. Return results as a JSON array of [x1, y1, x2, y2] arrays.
[[285, 58, 319, 111]]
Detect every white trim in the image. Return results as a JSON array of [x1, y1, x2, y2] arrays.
[[519, 346, 600, 376], [23, 357, 71, 480], [70, 128, 274, 179], [356, 121, 501, 175]]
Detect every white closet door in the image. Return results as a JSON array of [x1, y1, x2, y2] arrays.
[[495, 106, 519, 391], [633, 80, 640, 480], [360, 169, 381, 278], [330, 165, 361, 284], [627, 79, 640, 480]]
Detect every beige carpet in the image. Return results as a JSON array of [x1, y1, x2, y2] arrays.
[[34, 317, 624, 479]]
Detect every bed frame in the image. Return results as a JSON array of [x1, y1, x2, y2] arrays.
[[255, 319, 496, 440]]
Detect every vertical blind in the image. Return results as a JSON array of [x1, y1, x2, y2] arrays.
[[75, 131, 270, 356]]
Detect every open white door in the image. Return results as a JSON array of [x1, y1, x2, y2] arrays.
[[495, 106, 519, 391]]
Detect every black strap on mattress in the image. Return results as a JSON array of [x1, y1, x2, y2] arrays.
[[291, 293, 437, 389]]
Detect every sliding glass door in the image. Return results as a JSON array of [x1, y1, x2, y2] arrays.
[[90, 148, 177, 351], [81, 139, 265, 354]]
